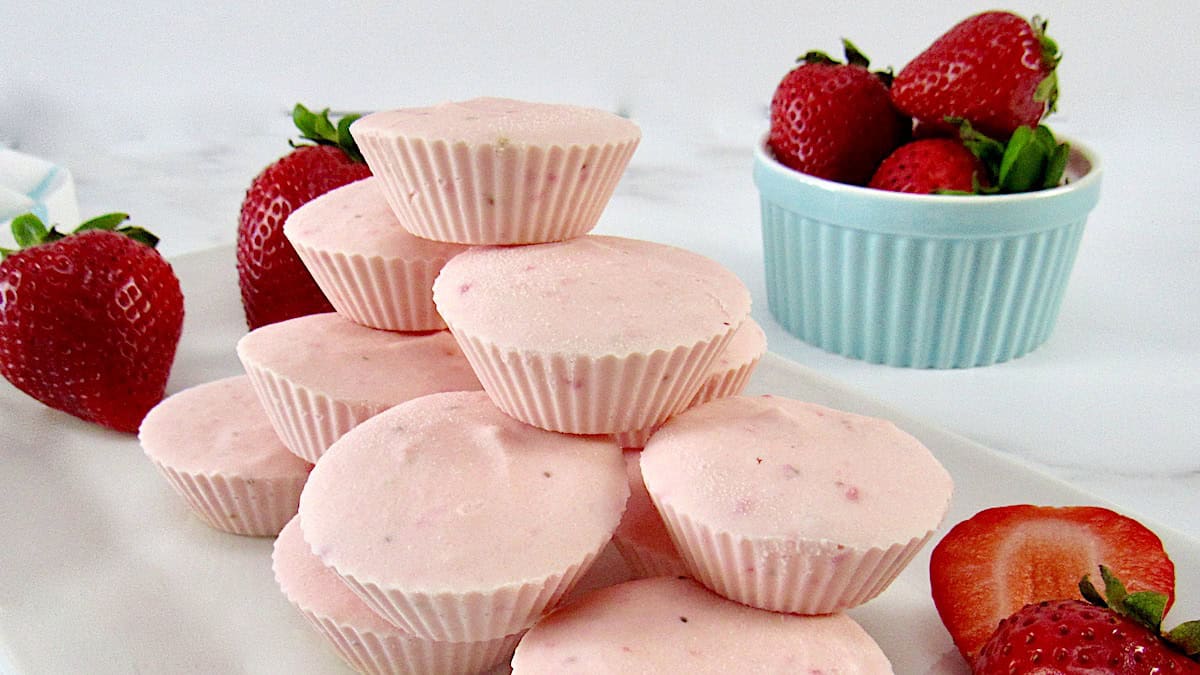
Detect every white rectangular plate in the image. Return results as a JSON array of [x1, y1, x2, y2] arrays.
[[1, 245, 1195, 674]]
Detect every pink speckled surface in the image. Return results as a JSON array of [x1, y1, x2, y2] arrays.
[[351, 97, 640, 148], [641, 395, 952, 547], [139, 375, 309, 478], [433, 235, 750, 355], [511, 577, 892, 673], [236, 313, 479, 406], [284, 176, 467, 258]]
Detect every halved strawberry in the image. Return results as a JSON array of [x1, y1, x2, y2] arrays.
[[929, 505, 1176, 664]]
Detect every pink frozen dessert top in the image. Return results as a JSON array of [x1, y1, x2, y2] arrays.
[[284, 176, 469, 258], [433, 235, 751, 355], [139, 375, 310, 477], [350, 97, 640, 148], [272, 516, 399, 635], [511, 576, 893, 673], [614, 450, 678, 558], [298, 390, 627, 591], [235, 313, 480, 406], [640, 395, 953, 548]]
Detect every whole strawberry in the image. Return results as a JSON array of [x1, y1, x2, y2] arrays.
[[237, 104, 372, 329], [769, 40, 910, 185], [0, 213, 184, 433], [891, 11, 1060, 140], [974, 567, 1200, 674], [868, 138, 988, 193]]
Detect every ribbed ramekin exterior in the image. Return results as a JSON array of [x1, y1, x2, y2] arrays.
[[761, 202, 1088, 368], [356, 135, 638, 245], [239, 357, 385, 464], [334, 550, 601, 643], [650, 496, 934, 615], [448, 328, 736, 435], [610, 351, 762, 448], [150, 461, 305, 537], [290, 240, 448, 332], [298, 609, 521, 675]]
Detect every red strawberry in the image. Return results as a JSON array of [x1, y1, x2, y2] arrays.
[[867, 138, 988, 193], [929, 505, 1176, 663], [974, 568, 1200, 674], [891, 11, 1060, 140], [0, 213, 184, 433], [237, 104, 371, 329], [768, 40, 910, 185]]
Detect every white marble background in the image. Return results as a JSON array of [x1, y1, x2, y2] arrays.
[[2, 0, 1197, 540]]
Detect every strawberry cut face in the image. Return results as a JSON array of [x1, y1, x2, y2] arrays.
[[929, 505, 1177, 665]]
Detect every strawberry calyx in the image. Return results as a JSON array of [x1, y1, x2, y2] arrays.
[[290, 103, 366, 164], [798, 39, 894, 87], [1080, 565, 1200, 660], [2, 213, 158, 259], [949, 117, 1070, 193], [1032, 15, 1061, 115]]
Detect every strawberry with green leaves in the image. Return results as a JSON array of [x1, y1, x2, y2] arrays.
[[891, 11, 1061, 140], [768, 40, 910, 185], [0, 213, 184, 433], [869, 119, 1070, 194], [974, 567, 1200, 673], [929, 505, 1177, 663], [236, 104, 372, 329]]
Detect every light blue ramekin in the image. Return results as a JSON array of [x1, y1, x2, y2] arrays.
[[754, 136, 1102, 368]]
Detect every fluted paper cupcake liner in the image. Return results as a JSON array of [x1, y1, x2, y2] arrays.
[[651, 496, 933, 615], [150, 462, 304, 537], [240, 358, 386, 464], [335, 549, 602, 643], [611, 351, 762, 448], [761, 206, 1087, 368], [610, 535, 689, 581], [357, 136, 638, 245], [450, 329, 735, 435], [290, 240, 448, 332], [688, 354, 761, 406], [298, 610, 521, 675]]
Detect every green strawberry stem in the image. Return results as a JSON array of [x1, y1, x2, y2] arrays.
[[1032, 16, 1061, 116], [951, 118, 1070, 193], [797, 40, 894, 87], [291, 103, 366, 163], [3, 213, 158, 259], [1079, 565, 1200, 661]]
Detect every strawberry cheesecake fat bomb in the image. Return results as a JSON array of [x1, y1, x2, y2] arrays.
[[351, 97, 641, 245], [284, 176, 470, 332], [273, 516, 521, 675], [432, 235, 752, 435], [641, 395, 953, 615], [298, 390, 628, 643], [236, 313, 481, 463], [511, 576, 893, 673], [138, 375, 311, 536]]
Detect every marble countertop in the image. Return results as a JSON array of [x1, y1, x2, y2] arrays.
[[2, 0, 1196, 559]]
